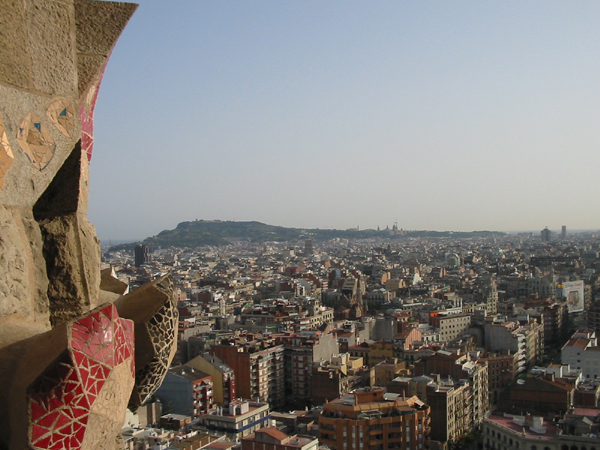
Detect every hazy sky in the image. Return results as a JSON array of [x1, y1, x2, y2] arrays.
[[89, 1, 600, 241]]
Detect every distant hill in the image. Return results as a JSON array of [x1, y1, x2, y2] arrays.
[[131, 220, 506, 249]]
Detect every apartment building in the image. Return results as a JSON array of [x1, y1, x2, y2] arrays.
[[318, 388, 431, 450], [485, 320, 543, 373], [482, 351, 519, 403], [426, 381, 472, 444], [481, 410, 600, 450], [211, 337, 285, 409], [154, 365, 214, 418], [241, 428, 318, 450], [413, 351, 489, 427], [275, 331, 339, 408], [349, 341, 395, 367], [186, 353, 236, 405], [561, 329, 600, 380], [203, 400, 271, 442], [429, 313, 471, 342]]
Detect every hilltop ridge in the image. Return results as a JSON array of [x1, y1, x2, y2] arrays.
[[136, 220, 505, 248]]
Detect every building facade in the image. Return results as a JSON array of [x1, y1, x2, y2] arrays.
[[318, 388, 431, 450], [211, 337, 285, 408], [186, 353, 236, 405], [154, 365, 214, 418], [242, 427, 319, 450], [203, 400, 271, 442]]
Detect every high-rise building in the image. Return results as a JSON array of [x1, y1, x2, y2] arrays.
[[412, 351, 489, 428], [426, 381, 472, 444], [561, 225, 567, 239], [211, 337, 285, 409], [319, 388, 431, 450], [482, 351, 519, 404], [304, 239, 313, 256], [588, 301, 600, 334], [134, 243, 150, 267], [275, 332, 339, 408], [541, 227, 552, 242]]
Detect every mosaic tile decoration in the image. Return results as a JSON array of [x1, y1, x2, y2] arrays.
[[131, 302, 178, 409], [28, 304, 134, 450], [47, 99, 75, 138], [0, 116, 14, 189], [79, 61, 107, 162], [17, 113, 56, 171]]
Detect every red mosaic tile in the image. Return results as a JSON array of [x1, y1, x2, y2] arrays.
[[31, 401, 46, 419], [69, 435, 79, 448], [48, 397, 62, 411], [86, 391, 97, 404], [90, 312, 103, 327], [91, 333, 102, 346], [37, 411, 58, 428], [73, 396, 89, 411], [79, 62, 106, 161], [74, 423, 86, 443], [72, 350, 86, 366], [89, 380, 102, 395], [32, 423, 49, 442], [98, 347, 112, 363], [71, 406, 88, 420], [49, 437, 66, 450], [71, 329, 89, 343], [72, 322, 87, 334], [99, 364, 110, 379], [79, 368, 89, 388], [62, 391, 75, 405], [33, 436, 51, 449], [100, 312, 111, 327], [105, 304, 116, 320], [54, 412, 70, 429], [57, 423, 73, 436], [75, 315, 94, 332], [64, 384, 79, 399], [66, 369, 79, 384]]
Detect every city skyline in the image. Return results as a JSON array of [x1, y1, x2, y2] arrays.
[[88, 1, 600, 240]]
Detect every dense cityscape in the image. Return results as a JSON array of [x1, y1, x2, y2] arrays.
[[3, 2, 600, 450], [104, 224, 600, 450]]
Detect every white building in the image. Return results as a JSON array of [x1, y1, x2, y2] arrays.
[[561, 330, 600, 380]]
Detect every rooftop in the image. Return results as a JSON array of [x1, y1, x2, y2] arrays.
[[486, 414, 557, 441]]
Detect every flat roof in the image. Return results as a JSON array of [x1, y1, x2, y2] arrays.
[[485, 414, 557, 441], [570, 407, 600, 418]]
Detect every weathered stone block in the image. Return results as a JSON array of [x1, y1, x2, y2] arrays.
[[37, 213, 101, 326]]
